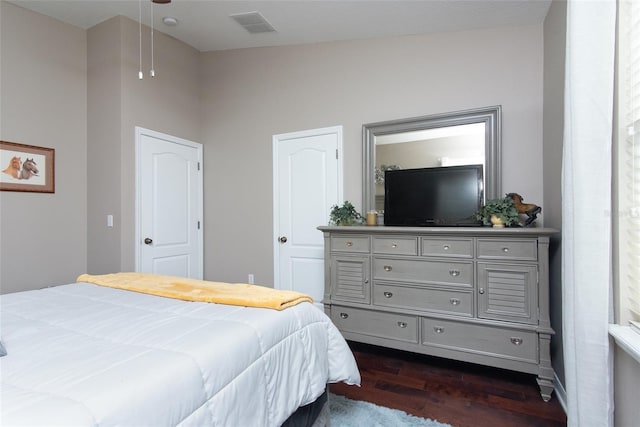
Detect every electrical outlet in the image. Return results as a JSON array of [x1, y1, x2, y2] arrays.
[[248, 274, 254, 284]]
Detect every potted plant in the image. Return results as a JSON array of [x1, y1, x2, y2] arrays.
[[474, 196, 520, 227], [329, 201, 364, 226]]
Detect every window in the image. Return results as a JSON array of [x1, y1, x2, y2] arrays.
[[616, 0, 640, 328]]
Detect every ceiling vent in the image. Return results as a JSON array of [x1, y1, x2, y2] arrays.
[[230, 11, 276, 34]]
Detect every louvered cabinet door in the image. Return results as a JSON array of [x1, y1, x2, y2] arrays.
[[477, 263, 538, 324], [331, 255, 371, 304]]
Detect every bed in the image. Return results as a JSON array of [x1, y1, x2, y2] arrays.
[[0, 274, 361, 426]]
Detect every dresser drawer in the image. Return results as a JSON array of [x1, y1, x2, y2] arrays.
[[330, 235, 370, 253], [477, 238, 537, 261], [373, 236, 418, 256], [421, 237, 473, 258], [373, 283, 472, 316], [421, 318, 537, 363], [373, 257, 473, 287], [331, 306, 418, 343]]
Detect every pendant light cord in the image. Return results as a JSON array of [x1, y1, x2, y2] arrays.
[[150, 1, 155, 77], [138, 0, 143, 79], [139, 0, 169, 79]]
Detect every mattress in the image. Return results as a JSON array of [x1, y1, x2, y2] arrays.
[[0, 282, 360, 426]]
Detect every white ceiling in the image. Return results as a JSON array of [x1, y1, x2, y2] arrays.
[[8, 0, 552, 53]]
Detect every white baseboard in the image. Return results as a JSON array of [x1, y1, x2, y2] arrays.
[[554, 371, 567, 414]]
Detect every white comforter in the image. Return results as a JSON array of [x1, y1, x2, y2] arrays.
[[0, 283, 360, 426]]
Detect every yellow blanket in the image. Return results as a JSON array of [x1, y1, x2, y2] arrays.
[[76, 272, 313, 311]]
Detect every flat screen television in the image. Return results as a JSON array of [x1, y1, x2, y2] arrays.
[[383, 164, 484, 226]]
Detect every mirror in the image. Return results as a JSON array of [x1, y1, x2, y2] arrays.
[[362, 106, 501, 214]]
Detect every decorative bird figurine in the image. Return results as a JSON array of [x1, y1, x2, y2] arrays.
[[506, 193, 541, 226]]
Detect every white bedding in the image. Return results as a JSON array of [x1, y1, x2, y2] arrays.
[[0, 283, 360, 426]]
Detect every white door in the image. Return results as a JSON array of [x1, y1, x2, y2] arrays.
[[136, 127, 203, 279], [273, 126, 342, 310]]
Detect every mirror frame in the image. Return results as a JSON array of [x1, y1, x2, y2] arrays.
[[362, 105, 502, 214]]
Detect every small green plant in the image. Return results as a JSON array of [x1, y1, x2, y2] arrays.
[[474, 196, 520, 227], [329, 201, 364, 226]]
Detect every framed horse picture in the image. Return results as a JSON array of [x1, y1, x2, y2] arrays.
[[0, 141, 54, 193]]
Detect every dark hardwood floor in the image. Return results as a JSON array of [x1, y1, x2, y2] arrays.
[[329, 341, 567, 427]]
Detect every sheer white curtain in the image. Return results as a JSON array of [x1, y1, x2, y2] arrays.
[[562, 0, 616, 426]]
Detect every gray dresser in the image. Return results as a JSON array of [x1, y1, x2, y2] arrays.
[[318, 225, 557, 401]]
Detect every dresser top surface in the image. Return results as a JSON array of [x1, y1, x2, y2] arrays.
[[318, 225, 558, 237]]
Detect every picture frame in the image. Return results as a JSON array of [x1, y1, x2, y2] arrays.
[[0, 141, 55, 193]]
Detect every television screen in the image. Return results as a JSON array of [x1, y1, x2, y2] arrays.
[[383, 165, 484, 226]]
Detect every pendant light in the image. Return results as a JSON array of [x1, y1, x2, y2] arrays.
[[138, 0, 172, 79], [138, 0, 143, 79], [150, 1, 155, 77]]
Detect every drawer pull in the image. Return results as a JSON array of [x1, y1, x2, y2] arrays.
[[364, 279, 369, 284], [383, 291, 393, 298], [449, 269, 460, 277], [502, 247, 509, 253], [434, 327, 444, 334], [449, 298, 460, 306], [391, 243, 398, 248], [346, 241, 353, 247], [384, 265, 393, 272], [479, 288, 485, 294], [397, 321, 408, 328], [510, 337, 523, 346], [339, 313, 349, 319], [443, 244, 450, 251]]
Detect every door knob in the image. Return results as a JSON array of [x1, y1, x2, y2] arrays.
[[279, 236, 288, 243], [144, 237, 153, 245]]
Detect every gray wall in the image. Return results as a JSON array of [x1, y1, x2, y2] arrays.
[[1, 5, 202, 290], [1, 6, 546, 294], [0, 2, 87, 293], [86, 16, 202, 275], [86, 17, 122, 275], [614, 347, 640, 426], [200, 25, 544, 285], [543, 0, 566, 391]]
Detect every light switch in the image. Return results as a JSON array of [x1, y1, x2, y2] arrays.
[[107, 214, 114, 228]]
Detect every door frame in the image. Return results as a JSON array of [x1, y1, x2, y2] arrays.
[[134, 126, 204, 276], [272, 125, 344, 289]]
